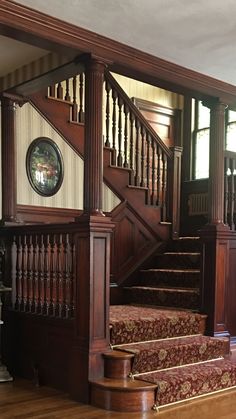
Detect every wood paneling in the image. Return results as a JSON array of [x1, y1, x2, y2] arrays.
[[110, 201, 164, 286]]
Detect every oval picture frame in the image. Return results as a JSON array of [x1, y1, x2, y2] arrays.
[[26, 137, 64, 197]]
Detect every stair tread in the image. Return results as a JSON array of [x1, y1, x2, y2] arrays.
[[141, 268, 200, 273], [127, 286, 199, 293], [164, 252, 201, 256], [110, 305, 205, 345], [115, 335, 228, 374], [115, 335, 227, 350], [92, 377, 157, 390], [136, 358, 236, 406]]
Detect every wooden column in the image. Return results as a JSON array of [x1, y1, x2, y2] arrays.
[[1, 97, 17, 223], [169, 146, 182, 238], [200, 99, 230, 339], [83, 57, 105, 216], [71, 57, 114, 402], [208, 100, 227, 224]]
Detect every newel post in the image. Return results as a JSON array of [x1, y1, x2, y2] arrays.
[[1, 96, 17, 224], [169, 146, 182, 238], [71, 57, 114, 403], [199, 100, 230, 338]]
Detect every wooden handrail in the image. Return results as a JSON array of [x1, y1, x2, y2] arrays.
[[104, 71, 172, 158]]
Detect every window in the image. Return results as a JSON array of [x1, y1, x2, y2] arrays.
[[192, 102, 236, 179], [192, 100, 210, 179]]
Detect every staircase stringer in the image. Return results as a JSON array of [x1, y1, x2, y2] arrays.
[[28, 83, 173, 287]]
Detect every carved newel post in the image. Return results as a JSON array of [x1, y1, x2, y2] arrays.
[[0, 281, 12, 382], [200, 100, 230, 338], [71, 57, 114, 403]]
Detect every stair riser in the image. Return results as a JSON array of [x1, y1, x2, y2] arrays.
[[168, 240, 201, 252], [139, 361, 236, 407], [150, 254, 200, 269], [130, 341, 228, 374], [125, 288, 199, 310], [139, 272, 200, 288], [91, 385, 156, 412]]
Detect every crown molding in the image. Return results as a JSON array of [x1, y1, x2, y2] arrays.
[[1, 1, 236, 105]]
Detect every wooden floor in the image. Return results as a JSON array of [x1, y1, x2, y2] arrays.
[[1, 377, 236, 419]]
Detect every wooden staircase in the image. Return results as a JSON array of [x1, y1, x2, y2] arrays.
[[90, 237, 236, 412]]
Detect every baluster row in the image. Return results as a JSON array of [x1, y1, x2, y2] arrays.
[[49, 74, 85, 123], [104, 78, 169, 213], [13, 233, 75, 318]]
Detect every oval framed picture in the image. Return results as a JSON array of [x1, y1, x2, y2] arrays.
[[26, 137, 64, 197]]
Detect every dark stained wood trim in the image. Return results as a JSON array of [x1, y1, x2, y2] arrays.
[[1, 96, 17, 223], [16, 204, 82, 224], [0, 1, 236, 105]]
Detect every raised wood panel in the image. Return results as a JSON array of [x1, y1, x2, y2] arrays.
[[132, 98, 177, 148], [227, 240, 236, 337], [215, 240, 228, 333], [4, 311, 74, 391], [110, 202, 161, 285]]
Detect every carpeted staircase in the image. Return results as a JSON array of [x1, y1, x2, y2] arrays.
[[91, 238, 236, 412]]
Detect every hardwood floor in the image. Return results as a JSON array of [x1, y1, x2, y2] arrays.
[[1, 377, 236, 419]]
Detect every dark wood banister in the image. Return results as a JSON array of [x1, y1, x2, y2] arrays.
[[104, 70, 172, 159]]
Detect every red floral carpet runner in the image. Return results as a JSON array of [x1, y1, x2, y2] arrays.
[[109, 305, 235, 408], [136, 358, 236, 406], [109, 305, 204, 345], [115, 335, 228, 374]]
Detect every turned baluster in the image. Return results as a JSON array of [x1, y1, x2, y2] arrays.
[[14, 236, 20, 310], [129, 112, 135, 184], [78, 73, 84, 123], [146, 133, 151, 204], [21, 235, 27, 311], [111, 89, 117, 165], [134, 118, 140, 186], [151, 138, 156, 205], [55, 234, 63, 317], [65, 79, 71, 101], [117, 96, 123, 167], [57, 82, 63, 99], [161, 152, 168, 221], [49, 234, 56, 316], [70, 241, 75, 318], [37, 235, 44, 314], [156, 146, 161, 206], [62, 234, 70, 318], [140, 126, 146, 187], [123, 104, 129, 168], [26, 236, 33, 312], [31, 236, 39, 313], [49, 85, 56, 97], [105, 80, 111, 147], [43, 235, 50, 315], [72, 75, 78, 122]]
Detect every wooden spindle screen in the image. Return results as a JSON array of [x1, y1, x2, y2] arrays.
[[104, 71, 172, 218], [224, 151, 236, 230], [12, 232, 75, 319], [48, 73, 85, 123]]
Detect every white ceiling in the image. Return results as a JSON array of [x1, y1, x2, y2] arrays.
[[15, 0, 236, 87]]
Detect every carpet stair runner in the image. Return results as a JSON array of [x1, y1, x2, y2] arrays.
[[91, 238, 236, 412], [124, 237, 201, 310]]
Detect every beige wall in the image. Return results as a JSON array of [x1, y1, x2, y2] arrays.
[[16, 103, 120, 212], [112, 73, 184, 109]]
